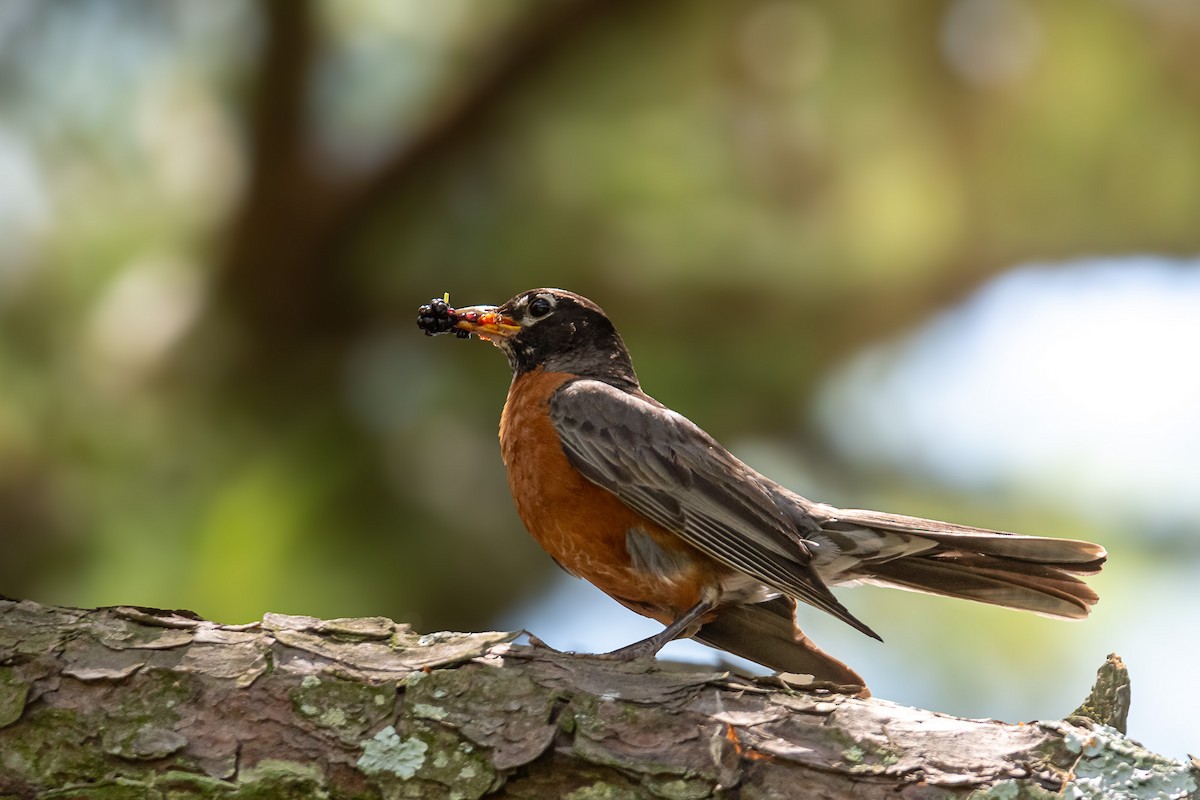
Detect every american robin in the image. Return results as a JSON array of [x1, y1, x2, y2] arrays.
[[417, 289, 1106, 689]]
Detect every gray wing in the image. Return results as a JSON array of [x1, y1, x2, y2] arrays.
[[549, 379, 879, 639]]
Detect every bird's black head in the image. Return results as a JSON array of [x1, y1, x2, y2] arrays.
[[446, 288, 639, 388]]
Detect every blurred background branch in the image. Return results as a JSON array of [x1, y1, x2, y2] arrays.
[[218, 0, 637, 364]]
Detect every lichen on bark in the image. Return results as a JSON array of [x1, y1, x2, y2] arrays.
[[0, 598, 1193, 799]]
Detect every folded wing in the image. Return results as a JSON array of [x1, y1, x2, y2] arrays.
[[549, 379, 880, 639]]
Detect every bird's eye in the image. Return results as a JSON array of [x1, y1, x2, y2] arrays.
[[529, 297, 552, 318]]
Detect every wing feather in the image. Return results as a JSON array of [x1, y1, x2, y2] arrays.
[[549, 379, 879, 639]]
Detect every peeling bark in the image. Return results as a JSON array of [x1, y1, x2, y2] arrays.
[[0, 598, 1194, 799]]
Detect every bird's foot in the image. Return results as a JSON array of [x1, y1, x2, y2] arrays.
[[594, 639, 663, 661], [524, 632, 565, 654], [503, 632, 586, 659], [516, 601, 715, 663], [510, 632, 657, 662]]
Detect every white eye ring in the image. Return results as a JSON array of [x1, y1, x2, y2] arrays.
[[529, 297, 553, 318]]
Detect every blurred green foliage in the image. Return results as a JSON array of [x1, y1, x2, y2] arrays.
[[0, 0, 1197, 670]]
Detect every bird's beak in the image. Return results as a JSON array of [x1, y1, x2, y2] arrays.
[[452, 305, 521, 340]]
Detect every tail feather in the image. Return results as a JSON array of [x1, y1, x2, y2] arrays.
[[830, 506, 1107, 571], [862, 553, 1100, 618], [693, 596, 867, 689], [909, 532, 1105, 573], [803, 505, 1107, 621]]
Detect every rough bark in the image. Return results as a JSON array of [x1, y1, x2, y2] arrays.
[[0, 598, 1194, 799]]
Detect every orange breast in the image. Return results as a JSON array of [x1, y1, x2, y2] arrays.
[[499, 370, 714, 621]]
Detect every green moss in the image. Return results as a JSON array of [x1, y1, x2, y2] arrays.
[[291, 673, 397, 744], [233, 760, 330, 800], [967, 780, 1062, 800], [0, 707, 107, 785], [563, 782, 643, 800], [355, 721, 499, 800], [812, 721, 900, 775], [155, 769, 239, 797], [968, 781, 1018, 800], [39, 778, 151, 800], [642, 774, 714, 800], [0, 602, 75, 657], [402, 668, 510, 716], [406, 722, 497, 800], [412, 702, 449, 721], [0, 671, 209, 788], [102, 669, 194, 760], [2, 764, 346, 800], [0, 667, 30, 728]]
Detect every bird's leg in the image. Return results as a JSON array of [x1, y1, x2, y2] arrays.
[[518, 600, 716, 661], [598, 599, 717, 661]]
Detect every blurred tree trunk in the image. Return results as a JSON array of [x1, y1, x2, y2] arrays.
[[216, 0, 637, 368], [2, 598, 1192, 799]]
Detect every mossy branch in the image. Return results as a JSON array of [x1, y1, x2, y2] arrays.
[[0, 598, 1194, 799]]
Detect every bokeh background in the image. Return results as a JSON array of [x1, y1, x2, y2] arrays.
[[2, 0, 1198, 757]]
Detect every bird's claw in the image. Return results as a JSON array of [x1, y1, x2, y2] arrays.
[[511, 632, 652, 662], [525, 632, 561, 653]]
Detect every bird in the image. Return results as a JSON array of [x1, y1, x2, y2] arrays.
[[417, 288, 1107, 689]]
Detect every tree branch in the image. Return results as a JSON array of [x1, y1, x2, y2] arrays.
[[324, 0, 640, 253], [1, 598, 1193, 798]]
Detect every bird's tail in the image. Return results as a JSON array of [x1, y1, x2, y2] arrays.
[[815, 506, 1107, 620], [694, 596, 867, 691]]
